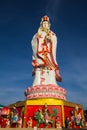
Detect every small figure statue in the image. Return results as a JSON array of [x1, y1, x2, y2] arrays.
[[31, 15, 62, 86], [5, 118, 10, 128], [12, 106, 18, 115], [17, 116, 22, 128], [34, 104, 57, 128], [34, 109, 44, 127], [42, 103, 57, 128], [42, 103, 50, 117], [27, 117, 33, 128], [65, 117, 70, 128], [75, 112, 81, 127], [55, 116, 61, 128], [80, 118, 85, 128], [70, 109, 75, 127], [75, 105, 79, 117], [13, 113, 18, 124]]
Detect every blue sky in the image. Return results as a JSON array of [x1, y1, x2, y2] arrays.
[[0, 0, 87, 109]]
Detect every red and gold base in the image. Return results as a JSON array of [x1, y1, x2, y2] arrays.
[[8, 98, 84, 128]]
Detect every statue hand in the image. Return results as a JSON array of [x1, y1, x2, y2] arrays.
[[55, 70, 62, 82], [38, 28, 42, 36], [45, 35, 51, 41]]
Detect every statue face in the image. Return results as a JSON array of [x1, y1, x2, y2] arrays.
[[42, 21, 49, 30]]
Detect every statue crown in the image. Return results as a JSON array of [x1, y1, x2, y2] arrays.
[[41, 15, 49, 22]]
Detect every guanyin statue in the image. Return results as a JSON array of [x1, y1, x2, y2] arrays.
[[25, 16, 66, 100], [32, 15, 62, 86]]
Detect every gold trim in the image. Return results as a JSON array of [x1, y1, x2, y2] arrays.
[[23, 100, 27, 128], [26, 98, 64, 105], [8, 98, 83, 108], [61, 104, 65, 128], [26, 98, 83, 108]]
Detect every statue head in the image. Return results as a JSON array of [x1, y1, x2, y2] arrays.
[[40, 15, 51, 30]]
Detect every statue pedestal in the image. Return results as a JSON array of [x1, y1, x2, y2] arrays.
[[25, 84, 67, 100], [22, 98, 84, 128]]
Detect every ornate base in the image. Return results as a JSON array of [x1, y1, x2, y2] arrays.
[[25, 84, 67, 100], [8, 98, 84, 128], [23, 98, 84, 128]]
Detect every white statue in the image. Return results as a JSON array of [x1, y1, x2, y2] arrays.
[[25, 16, 66, 100], [31, 16, 62, 86]]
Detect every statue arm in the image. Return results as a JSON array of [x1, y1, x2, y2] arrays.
[[51, 33, 62, 82], [31, 34, 38, 59], [31, 34, 38, 68], [51, 33, 58, 66]]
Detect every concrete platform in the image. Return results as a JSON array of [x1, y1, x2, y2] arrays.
[[0, 128, 87, 130]]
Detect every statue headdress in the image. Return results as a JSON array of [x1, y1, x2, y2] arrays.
[[41, 15, 49, 22], [40, 15, 51, 27]]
